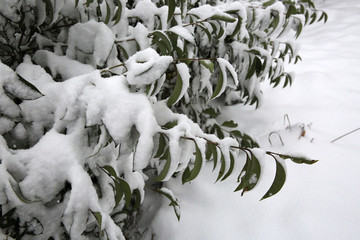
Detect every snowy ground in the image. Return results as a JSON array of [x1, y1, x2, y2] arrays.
[[151, 0, 360, 239]]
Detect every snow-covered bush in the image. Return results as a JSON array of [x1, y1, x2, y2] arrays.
[[0, 0, 326, 239]]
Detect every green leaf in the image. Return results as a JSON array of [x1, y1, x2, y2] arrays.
[[167, 0, 176, 22], [198, 24, 212, 43], [182, 167, 191, 184], [42, 0, 54, 23], [186, 142, 203, 182], [156, 188, 180, 220], [216, 23, 225, 40], [211, 67, 225, 99], [318, 11, 328, 23], [268, 14, 280, 35], [104, 0, 111, 24], [133, 189, 142, 210], [261, 159, 286, 200], [230, 130, 243, 138], [200, 60, 215, 73], [295, 21, 303, 39], [221, 120, 238, 128], [117, 44, 129, 60], [246, 57, 256, 79], [263, 0, 276, 7], [234, 153, 261, 194], [154, 149, 171, 181], [167, 71, 183, 106], [215, 152, 226, 182], [203, 107, 219, 118], [91, 211, 103, 235], [116, 178, 132, 208], [309, 12, 317, 25], [230, 15, 242, 39], [163, 121, 178, 129], [151, 31, 172, 55], [114, 180, 124, 206], [102, 165, 117, 178], [210, 15, 236, 23], [286, 5, 298, 18], [112, 0, 122, 25], [280, 154, 319, 164], [209, 143, 218, 171], [214, 124, 224, 139], [86, 0, 94, 7], [154, 134, 167, 158], [222, 152, 235, 181]]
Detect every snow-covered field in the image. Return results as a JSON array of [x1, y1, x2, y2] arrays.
[[151, 0, 360, 239]]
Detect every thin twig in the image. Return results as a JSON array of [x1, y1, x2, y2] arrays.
[[331, 127, 360, 143]]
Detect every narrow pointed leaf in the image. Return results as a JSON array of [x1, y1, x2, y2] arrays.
[[216, 153, 226, 182], [187, 142, 203, 182], [211, 68, 225, 99], [102, 165, 117, 178], [154, 134, 167, 158], [222, 152, 235, 181], [167, 71, 183, 106], [154, 149, 171, 181], [221, 120, 238, 128], [210, 15, 236, 23], [116, 178, 132, 207], [261, 158, 286, 200], [167, 0, 176, 22]]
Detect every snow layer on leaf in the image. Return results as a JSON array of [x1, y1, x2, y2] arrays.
[[175, 63, 191, 103], [133, 23, 150, 50], [33, 50, 95, 80], [66, 20, 115, 67], [217, 58, 239, 88], [169, 26, 195, 44], [78, 74, 159, 171], [0, 117, 15, 134], [125, 48, 173, 85], [0, 62, 41, 118]]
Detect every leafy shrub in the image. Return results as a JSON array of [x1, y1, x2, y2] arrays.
[[0, 0, 325, 239]]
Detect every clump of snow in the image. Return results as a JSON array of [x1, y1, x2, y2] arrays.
[[125, 48, 173, 85], [66, 20, 115, 67]]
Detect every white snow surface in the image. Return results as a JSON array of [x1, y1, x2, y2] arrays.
[[150, 1, 360, 239]]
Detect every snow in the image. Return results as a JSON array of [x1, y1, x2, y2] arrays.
[[168, 26, 195, 45], [150, 1, 360, 239], [66, 20, 115, 67], [125, 48, 173, 85]]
